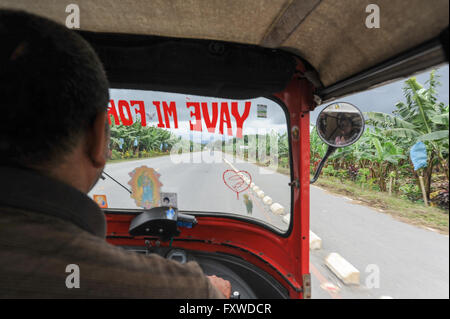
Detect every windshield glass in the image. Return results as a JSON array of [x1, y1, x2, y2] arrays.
[[89, 89, 291, 232]]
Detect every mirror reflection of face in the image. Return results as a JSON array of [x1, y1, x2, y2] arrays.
[[317, 103, 364, 147], [339, 118, 352, 135]]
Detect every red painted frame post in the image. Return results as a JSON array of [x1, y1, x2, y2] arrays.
[[274, 60, 315, 298]]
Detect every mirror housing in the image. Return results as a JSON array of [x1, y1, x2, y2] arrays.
[[311, 102, 365, 184], [316, 102, 365, 148]]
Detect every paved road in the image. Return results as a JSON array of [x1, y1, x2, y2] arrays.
[[310, 185, 449, 299], [89, 152, 449, 299]]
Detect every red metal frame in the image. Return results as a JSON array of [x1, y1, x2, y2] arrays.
[[105, 60, 315, 298]]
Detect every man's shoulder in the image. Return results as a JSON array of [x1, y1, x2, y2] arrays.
[[0, 207, 216, 298]]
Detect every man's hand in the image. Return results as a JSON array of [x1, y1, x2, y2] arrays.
[[208, 275, 231, 298]]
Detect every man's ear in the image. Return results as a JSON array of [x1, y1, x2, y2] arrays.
[[88, 111, 109, 168]]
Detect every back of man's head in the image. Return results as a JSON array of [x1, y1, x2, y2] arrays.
[[0, 9, 109, 168]]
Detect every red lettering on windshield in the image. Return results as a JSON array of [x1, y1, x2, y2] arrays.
[[131, 100, 146, 126], [219, 102, 233, 136], [202, 102, 218, 133], [109, 99, 252, 138], [152, 101, 165, 128], [187, 102, 202, 132], [162, 101, 178, 129], [118, 100, 133, 125], [107, 100, 120, 125], [231, 101, 251, 138]]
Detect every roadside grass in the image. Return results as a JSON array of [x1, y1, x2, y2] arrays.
[[107, 157, 143, 164], [107, 152, 170, 164], [274, 166, 290, 175], [313, 176, 449, 234]]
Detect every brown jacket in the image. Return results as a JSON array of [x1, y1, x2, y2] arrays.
[[0, 166, 223, 298]]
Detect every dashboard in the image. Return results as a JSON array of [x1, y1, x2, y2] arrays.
[[122, 245, 288, 299]]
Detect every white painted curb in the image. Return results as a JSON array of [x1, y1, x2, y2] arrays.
[[252, 185, 260, 192], [256, 190, 265, 198], [270, 203, 285, 215], [262, 196, 273, 206], [325, 253, 360, 285], [309, 231, 322, 250]]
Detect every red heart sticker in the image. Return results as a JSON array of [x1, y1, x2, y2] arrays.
[[223, 170, 252, 199]]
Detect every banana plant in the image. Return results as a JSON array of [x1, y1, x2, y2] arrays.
[[366, 70, 449, 197]]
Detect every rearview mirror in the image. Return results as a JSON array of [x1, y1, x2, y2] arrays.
[[311, 102, 365, 184], [316, 102, 365, 148]]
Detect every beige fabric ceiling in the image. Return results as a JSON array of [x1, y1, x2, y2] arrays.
[[1, 0, 448, 87]]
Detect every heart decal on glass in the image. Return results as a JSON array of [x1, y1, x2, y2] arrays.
[[222, 169, 252, 199]]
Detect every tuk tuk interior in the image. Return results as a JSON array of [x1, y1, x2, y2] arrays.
[[2, 0, 448, 299]]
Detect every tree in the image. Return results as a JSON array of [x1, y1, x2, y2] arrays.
[[366, 70, 449, 199], [109, 120, 178, 156]]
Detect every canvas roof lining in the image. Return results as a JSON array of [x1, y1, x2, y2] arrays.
[[1, 0, 448, 91], [260, 0, 321, 48], [282, 0, 449, 86]]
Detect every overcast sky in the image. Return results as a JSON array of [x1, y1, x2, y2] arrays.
[[310, 64, 449, 124]]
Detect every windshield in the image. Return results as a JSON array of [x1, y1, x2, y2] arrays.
[[89, 89, 291, 232]]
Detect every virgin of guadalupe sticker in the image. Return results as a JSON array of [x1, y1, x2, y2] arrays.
[[128, 166, 163, 209]]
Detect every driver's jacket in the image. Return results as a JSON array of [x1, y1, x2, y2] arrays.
[[0, 166, 223, 298]]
